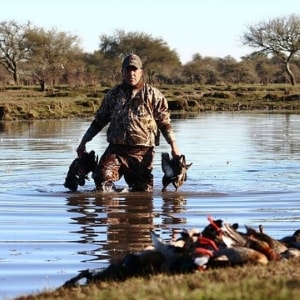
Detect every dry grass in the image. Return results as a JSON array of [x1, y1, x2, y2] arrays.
[[1, 84, 300, 121], [16, 258, 300, 300]]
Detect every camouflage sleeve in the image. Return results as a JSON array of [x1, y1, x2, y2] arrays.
[[81, 119, 105, 142], [151, 87, 176, 144], [160, 124, 176, 144], [81, 93, 112, 143]]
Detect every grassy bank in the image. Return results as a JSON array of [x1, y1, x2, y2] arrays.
[[1, 84, 300, 121], [16, 258, 300, 300]]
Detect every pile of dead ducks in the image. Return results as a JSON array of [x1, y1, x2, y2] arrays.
[[62, 216, 300, 288]]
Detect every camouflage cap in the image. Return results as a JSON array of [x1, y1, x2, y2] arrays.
[[122, 54, 143, 69]]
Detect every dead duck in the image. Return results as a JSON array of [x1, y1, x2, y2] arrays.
[[63, 250, 165, 288], [245, 225, 288, 255], [161, 152, 192, 192], [62, 217, 300, 289], [278, 229, 300, 258], [150, 229, 220, 272], [206, 246, 269, 268], [279, 229, 300, 249], [149, 229, 209, 271], [196, 221, 272, 268], [220, 223, 284, 261], [200, 218, 283, 264], [64, 150, 98, 191]]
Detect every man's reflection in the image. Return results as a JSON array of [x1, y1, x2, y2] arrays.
[[161, 195, 187, 240], [161, 196, 186, 226], [66, 193, 154, 263]]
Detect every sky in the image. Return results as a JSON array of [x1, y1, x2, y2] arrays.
[[1, 0, 300, 63]]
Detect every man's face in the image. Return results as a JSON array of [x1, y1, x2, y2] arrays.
[[122, 66, 143, 86]]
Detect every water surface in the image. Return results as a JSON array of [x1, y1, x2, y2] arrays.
[[1, 112, 300, 299]]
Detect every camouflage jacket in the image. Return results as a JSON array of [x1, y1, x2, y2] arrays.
[[82, 83, 176, 147]]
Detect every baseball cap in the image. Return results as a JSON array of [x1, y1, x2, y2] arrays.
[[122, 54, 143, 69]]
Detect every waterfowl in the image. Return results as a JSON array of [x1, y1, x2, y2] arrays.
[[220, 223, 283, 261], [209, 246, 269, 267], [63, 250, 164, 288], [161, 152, 192, 191], [281, 247, 300, 259], [221, 222, 248, 247], [279, 229, 300, 249], [200, 217, 224, 246], [198, 220, 270, 267], [62, 217, 300, 288], [150, 228, 217, 258], [245, 225, 288, 255], [200, 218, 284, 264], [123, 230, 197, 274], [64, 150, 98, 191]]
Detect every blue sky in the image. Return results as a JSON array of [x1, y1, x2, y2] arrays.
[[1, 0, 299, 63]]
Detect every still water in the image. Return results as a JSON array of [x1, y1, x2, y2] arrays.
[[1, 112, 300, 299]]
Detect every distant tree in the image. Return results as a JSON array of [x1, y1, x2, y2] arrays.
[[25, 27, 82, 91], [182, 61, 203, 84], [98, 29, 181, 83], [242, 14, 300, 85], [234, 60, 257, 83], [0, 20, 32, 85], [81, 51, 105, 86], [182, 54, 220, 84], [88, 49, 121, 85]]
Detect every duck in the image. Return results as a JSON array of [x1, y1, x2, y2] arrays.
[[62, 217, 300, 289], [206, 246, 269, 267], [218, 222, 284, 261], [279, 229, 300, 249], [196, 218, 270, 268], [64, 150, 98, 191], [245, 225, 288, 255], [161, 152, 192, 192], [198, 217, 284, 267], [63, 250, 165, 288], [278, 229, 300, 259], [149, 230, 198, 273]]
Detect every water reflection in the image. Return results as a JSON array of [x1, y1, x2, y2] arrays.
[[66, 193, 154, 263], [250, 114, 300, 156], [65, 193, 194, 264], [162, 196, 186, 226]]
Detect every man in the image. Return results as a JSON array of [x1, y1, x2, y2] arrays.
[[76, 54, 180, 192]]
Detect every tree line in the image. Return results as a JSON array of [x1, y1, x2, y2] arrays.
[[1, 14, 300, 90]]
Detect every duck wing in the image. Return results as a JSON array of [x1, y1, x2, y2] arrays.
[[211, 246, 268, 267], [161, 152, 175, 178], [245, 225, 287, 254], [221, 223, 247, 247]]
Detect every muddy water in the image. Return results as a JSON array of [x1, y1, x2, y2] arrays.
[[1, 112, 300, 299]]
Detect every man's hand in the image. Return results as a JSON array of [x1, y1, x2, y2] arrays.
[[76, 141, 86, 158], [170, 141, 181, 157]]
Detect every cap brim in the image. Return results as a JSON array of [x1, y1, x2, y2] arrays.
[[125, 63, 140, 69]]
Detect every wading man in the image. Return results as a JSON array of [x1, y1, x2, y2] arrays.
[[76, 54, 181, 192]]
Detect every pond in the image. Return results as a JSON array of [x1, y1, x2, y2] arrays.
[[1, 112, 300, 299]]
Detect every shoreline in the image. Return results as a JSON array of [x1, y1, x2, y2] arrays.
[[1, 84, 300, 121]]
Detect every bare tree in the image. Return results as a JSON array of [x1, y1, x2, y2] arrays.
[[242, 14, 300, 85], [0, 20, 32, 85]]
